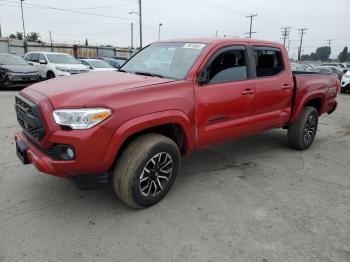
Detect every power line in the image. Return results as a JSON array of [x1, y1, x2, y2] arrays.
[[0, 0, 134, 22], [245, 14, 257, 38]]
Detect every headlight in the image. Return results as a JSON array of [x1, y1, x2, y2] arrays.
[[344, 74, 350, 79], [55, 66, 70, 72], [53, 108, 112, 129]]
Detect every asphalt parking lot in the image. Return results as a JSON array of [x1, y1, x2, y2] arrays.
[[0, 90, 349, 262]]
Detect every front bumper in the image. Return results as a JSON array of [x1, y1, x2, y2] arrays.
[[2, 73, 41, 88], [341, 78, 350, 89], [15, 125, 114, 178]]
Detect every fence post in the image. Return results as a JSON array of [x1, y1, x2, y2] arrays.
[[73, 45, 78, 58]]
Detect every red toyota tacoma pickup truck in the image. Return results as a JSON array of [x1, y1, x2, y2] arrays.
[[14, 38, 339, 208]]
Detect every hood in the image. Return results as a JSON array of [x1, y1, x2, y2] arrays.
[[0, 64, 38, 73], [52, 63, 89, 70], [27, 71, 175, 108]]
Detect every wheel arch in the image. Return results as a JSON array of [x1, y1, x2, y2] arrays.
[[103, 110, 195, 169], [289, 93, 325, 124]]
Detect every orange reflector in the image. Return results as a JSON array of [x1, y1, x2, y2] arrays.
[[92, 111, 110, 120]]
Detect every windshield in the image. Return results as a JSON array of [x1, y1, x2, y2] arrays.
[[46, 54, 80, 64], [121, 42, 207, 79], [0, 54, 29, 65], [89, 60, 113, 68]]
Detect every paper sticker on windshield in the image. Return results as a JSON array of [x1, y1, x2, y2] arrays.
[[182, 43, 205, 49]]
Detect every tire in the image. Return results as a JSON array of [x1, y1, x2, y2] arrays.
[[47, 71, 55, 79], [288, 106, 319, 150], [340, 88, 345, 94], [113, 133, 180, 209]]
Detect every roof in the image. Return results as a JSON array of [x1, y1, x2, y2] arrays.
[[159, 37, 282, 47], [26, 51, 72, 55]]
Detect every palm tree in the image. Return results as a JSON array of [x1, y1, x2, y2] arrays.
[[26, 32, 40, 42]]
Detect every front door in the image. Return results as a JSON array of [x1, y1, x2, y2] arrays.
[[195, 45, 256, 149]]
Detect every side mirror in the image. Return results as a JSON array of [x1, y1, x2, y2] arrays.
[[343, 69, 348, 74], [39, 59, 47, 64], [197, 69, 209, 85]]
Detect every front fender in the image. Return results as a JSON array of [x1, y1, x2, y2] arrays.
[[103, 110, 194, 168]]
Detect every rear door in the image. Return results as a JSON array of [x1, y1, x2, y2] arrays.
[[195, 45, 256, 148], [250, 46, 293, 132]]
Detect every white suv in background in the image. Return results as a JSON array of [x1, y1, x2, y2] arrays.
[[340, 71, 350, 93], [24, 52, 90, 79]]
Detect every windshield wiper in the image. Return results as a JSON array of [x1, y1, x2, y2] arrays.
[[133, 71, 164, 78], [118, 69, 127, 73]]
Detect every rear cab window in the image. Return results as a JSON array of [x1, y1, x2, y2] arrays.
[[254, 47, 284, 77]]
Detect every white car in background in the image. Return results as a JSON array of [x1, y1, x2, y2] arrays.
[[24, 52, 90, 79], [78, 59, 116, 71], [340, 71, 350, 93]]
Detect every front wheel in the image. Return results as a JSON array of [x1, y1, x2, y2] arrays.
[[113, 133, 180, 209], [288, 106, 319, 150]]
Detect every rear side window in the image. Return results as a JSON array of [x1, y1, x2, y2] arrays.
[[254, 48, 284, 77], [204, 47, 248, 84]]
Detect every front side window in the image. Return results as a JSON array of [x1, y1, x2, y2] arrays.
[[254, 48, 284, 77], [121, 42, 207, 80], [203, 48, 248, 84], [30, 53, 39, 62]]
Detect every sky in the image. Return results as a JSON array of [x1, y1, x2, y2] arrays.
[[0, 0, 349, 59]]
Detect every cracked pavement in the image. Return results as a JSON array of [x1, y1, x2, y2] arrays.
[[0, 91, 349, 262]]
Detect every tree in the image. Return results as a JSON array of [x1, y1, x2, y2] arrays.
[[338, 47, 348, 62], [26, 32, 40, 42], [310, 52, 319, 61], [301, 54, 311, 61], [85, 38, 89, 46], [9, 32, 23, 40], [315, 46, 331, 61]]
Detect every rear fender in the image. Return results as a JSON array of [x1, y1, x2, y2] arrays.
[[103, 110, 194, 168], [289, 91, 325, 124]]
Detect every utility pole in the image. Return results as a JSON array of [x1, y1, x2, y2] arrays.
[[245, 14, 257, 38], [158, 23, 163, 41], [298, 28, 307, 61], [0, 21, 2, 37], [138, 0, 142, 48], [327, 39, 334, 48], [20, 0, 27, 53], [215, 30, 218, 38], [130, 22, 134, 49], [281, 27, 291, 47], [49, 30, 53, 52], [287, 39, 291, 53]]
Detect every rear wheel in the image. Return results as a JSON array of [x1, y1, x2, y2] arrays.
[[113, 133, 180, 209], [288, 106, 319, 150], [340, 87, 345, 94]]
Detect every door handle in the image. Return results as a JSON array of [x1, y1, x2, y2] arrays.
[[281, 84, 292, 90], [241, 89, 254, 95]]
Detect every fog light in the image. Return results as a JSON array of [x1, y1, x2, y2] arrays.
[[66, 148, 74, 159], [48, 144, 75, 160]]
